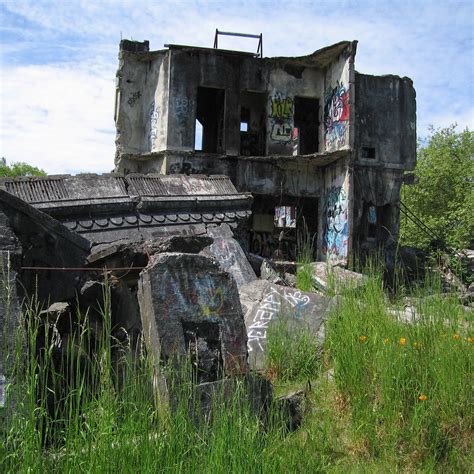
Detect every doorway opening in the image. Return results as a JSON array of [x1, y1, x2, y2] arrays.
[[240, 91, 266, 155], [195, 87, 225, 153], [294, 97, 319, 154]]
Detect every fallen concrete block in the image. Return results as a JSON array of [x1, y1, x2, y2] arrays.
[[240, 281, 332, 371], [311, 262, 368, 293], [138, 252, 249, 392], [203, 224, 257, 288]]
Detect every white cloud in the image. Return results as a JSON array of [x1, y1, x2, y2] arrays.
[[0, 62, 116, 174], [0, 0, 472, 173]]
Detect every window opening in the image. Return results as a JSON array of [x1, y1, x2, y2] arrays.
[[196, 87, 225, 153], [194, 119, 203, 151], [362, 147, 376, 159], [240, 107, 250, 132], [294, 97, 319, 154], [240, 91, 266, 155]]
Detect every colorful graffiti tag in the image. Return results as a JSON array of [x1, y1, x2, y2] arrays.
[[271, 95, 293, 119], [322, 185, 348, 259], [269, 93, 294, 144], [324, 81, 349, 150]]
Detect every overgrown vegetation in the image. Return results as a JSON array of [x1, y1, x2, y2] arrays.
[[400, 125, 474, 250], [0, 159, 46, 177], [266, 319, 320, 382], [1, 267, 472, 472], [296, 225, 315, 292]]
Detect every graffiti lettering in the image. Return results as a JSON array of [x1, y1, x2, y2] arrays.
[[127, 91, 141, 107], [270, 123, 293, 144], [270, 96, 293, 119], [250, 231, 296, 260], [322, 185, 348, 260], [324, 81, 349, 150], [247, 286, 310, 352], [269, 93, 294, 144], [148, 101, 159, 151], [175, 97, 193, 116]]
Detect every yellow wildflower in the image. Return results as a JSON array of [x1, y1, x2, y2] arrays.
[[359, 335, 367, 343], [453, 334, 460, 340], [466, 337, 473, 343], [399, 338, 407, 346], [418, 394, 428, 401]]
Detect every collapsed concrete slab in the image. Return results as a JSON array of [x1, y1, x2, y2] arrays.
[[0, 189, 91, 304], [202, 224, 257, 288], [240, 280, 332, 371], [138, 252, 249, 389]]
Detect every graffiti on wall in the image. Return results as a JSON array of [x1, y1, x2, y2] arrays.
[[127, 91, 141, 107], [148, 101, 159, 151], [247, 286, 310, 353], [158, 269, 228, 319], [169, 161, 203, 175], [324, 81, 349, 150], [250, 231, 296, 260], [322, 185, 348, 259], [269, 93, 294, 144], [175, 97, 193, 125]]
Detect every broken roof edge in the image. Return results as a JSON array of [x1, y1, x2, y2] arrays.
[[355, 71, 414, 85], [120, 39, 357, 69], [270, 40, 357, 69]]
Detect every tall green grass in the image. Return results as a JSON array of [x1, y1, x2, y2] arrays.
[[326, 270, 473, 470], [296, 224, 315, 292], [1, 266, 472, 472], [266, 319, 320, 382]]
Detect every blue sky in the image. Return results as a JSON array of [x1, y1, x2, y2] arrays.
[[1, 0, 473, 174]]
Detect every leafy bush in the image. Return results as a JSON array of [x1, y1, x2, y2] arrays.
[[400, 125, 474, 250], [0, 160, 46, 177]]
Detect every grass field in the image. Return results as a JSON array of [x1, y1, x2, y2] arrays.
[[1, 269, 472, 472]]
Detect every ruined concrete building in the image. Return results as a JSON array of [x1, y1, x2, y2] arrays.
[[114, 38, 416, 262], [0, 36, 416, 409]]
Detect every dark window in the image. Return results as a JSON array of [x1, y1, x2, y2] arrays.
[[294, 97, 319, 154], [240, 107, 250, 132], [362, 147, 376, 159], [196, 87, 225, 153]]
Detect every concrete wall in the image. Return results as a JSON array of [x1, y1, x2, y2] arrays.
[[266, 66, 323, 155], [354, 73, 416, 170], [115, 49, 170, 158]]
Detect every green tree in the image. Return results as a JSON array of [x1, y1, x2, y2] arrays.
[[0, 158, 46, 177], [400, 125, 474, 250]]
